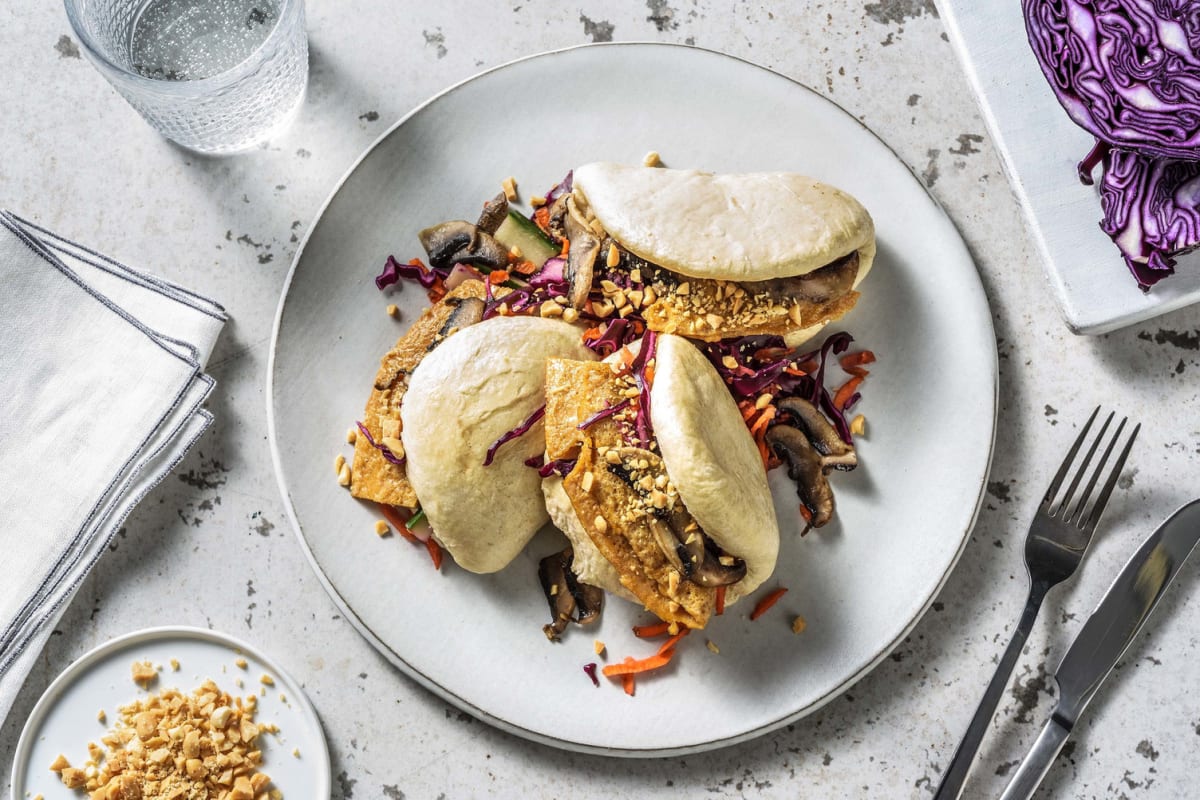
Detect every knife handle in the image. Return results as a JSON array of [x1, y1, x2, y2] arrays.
[[999, 713, 1072, 800]]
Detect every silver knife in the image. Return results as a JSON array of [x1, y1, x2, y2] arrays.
[[1000, 498, 1200, 800]]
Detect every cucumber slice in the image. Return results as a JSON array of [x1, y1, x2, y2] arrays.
[[494, 210, 560, 268]]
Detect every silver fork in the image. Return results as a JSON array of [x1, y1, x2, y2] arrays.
[[933, 407, 1139, 800]]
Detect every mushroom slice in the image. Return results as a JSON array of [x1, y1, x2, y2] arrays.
[[740, 251, 860, 305], [766, 424, 836, 528], [475, 192, 509, 235], [546, 193, 569, 241], [563, 197, 600, 310], [418, 220, 510, 272], [776, 397, 857, 471], [538, 546, 604, 640], [432, 296, 485, 344]]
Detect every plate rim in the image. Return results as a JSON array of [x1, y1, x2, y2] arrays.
[[265, 40, 998, 757], [9, 625, 332, 796]]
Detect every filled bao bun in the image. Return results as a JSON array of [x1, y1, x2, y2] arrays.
[[541, 333, 779, 629], [401, 316, 597, 573], [568, 162, 875, 346]]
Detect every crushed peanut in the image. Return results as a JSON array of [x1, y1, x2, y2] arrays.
[[334, 454, 346, 476], [234, 657, 248, 670], [337, 463, 352, 487], [530, 194, 547, 207], [755, 393, 773, 410], [130, 661, 157, 687], [706, 640, 720, 655], [53, 676, 280, 800], [562, 307, 580, 323], [97, 709, 106, 723], [643, 150, 662, 167], [850, 414, 866, 437], [501, 176, 517, 202], [593, 640, 606, 657], [346, 426, 358, 445], [386, 303, 399, 317], [380, 436, 405, 459], [593, 515, 608, 533], [292, 748, 301, 758], [169, 658, 180, 672], [792, 615, 807, 635], [374, 520, 390, 537], [606, 244, 620, 268], [580, 470, 595, 493], [259, 674, 275, 687]]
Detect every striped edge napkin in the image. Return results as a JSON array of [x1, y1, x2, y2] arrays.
[[0, 212, 227, 726]]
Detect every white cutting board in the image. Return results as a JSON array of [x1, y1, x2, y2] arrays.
[[937, 1, 1200, 334]]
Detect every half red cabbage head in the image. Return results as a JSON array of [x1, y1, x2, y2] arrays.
[[1024, 0, 1200, 159]]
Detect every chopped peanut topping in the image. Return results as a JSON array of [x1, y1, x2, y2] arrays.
[[792, 615, 807, 634], [374, 520, 390, 537], [501, 176, 517, 202], [643, 150, 662, 167], [130, 660, 157, 687], [386, 303, 399, 317]]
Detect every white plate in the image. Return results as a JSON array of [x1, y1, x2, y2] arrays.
[[10, 627, 330, 798], [939, 1, 1200, 334], [267, 43, 997, 756]]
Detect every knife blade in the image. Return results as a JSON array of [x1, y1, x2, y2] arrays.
[[999, 498, 1200, 800]]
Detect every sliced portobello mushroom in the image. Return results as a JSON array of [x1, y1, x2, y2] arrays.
[[433, 296, 485, 343], [418, 220, 509, 272], [538, 547, 603, 641], [766, 424, 836, 528], [740, 250, 860, 306], [475, 192, 509, 235], [775, 397, 857, 470], [562, 196, 600, 310], [546, 193, 570, 241]]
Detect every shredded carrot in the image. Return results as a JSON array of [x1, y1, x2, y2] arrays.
[[783, 366, 808, 377], [533, 206, 551, 233], [582, 326, 603, 343], [632, 621, 672, 638], [656, 627, 690, 656], [378, 504, 420, 545], [426, 276, 447, 303], [715, 586, 726, 616], [488, 269, 509, 284], [798, 505, 813, 525], [603, 654, 672, 676], [622, 672, 636, 696], [559, 236, 570, 257], [833, 375, 865, 410], [739, 401, 758, 422], [425, 538, 443, 570], [643, 363, 655, 385], [750, 587, 788, 620], [620, 347, 635, 369], [749, 405, 776, 437], [840, 351, 876, 370], [511, 260, 537, 276]]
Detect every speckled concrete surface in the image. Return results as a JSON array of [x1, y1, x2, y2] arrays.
[[4, 2, 1200, 798]]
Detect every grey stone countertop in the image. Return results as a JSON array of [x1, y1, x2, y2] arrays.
[[4, 2, 1200, 798]]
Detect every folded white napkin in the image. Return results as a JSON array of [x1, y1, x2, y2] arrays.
[[0, 212, 226, 726]]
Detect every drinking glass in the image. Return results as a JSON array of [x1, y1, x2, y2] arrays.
[[64, 0, 308, 154]]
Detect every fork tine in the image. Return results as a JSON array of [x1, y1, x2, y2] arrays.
[[1081, 422, 1141, 533], [1065, 416, 1126, 526], [1042, 406, 1100, 508], [1055, 410, 1114, 517]]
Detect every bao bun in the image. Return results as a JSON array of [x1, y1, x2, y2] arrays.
[[401, 316, 597, 573]]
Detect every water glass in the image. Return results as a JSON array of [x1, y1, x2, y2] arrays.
[[64, 0, 308, 154]]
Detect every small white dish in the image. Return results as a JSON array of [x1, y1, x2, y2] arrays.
[[939, 0, 1200, 334], [10, 626, 330, 799], [268, 42, 997, 756]]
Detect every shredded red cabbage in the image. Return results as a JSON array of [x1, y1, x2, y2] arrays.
[[530, 256, 566, 287], [629, 331, 659, 448], [376, 256, 440, 290], [583, 662, 600, 687], [543, 171, 573, 207], [702, 332, 859, 446], [484, 405, 546, 466], [526, 456, 576, 478], [583, 319, 633, 357], [355, 421, 405, 466], [577, 398, 632, 430]]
